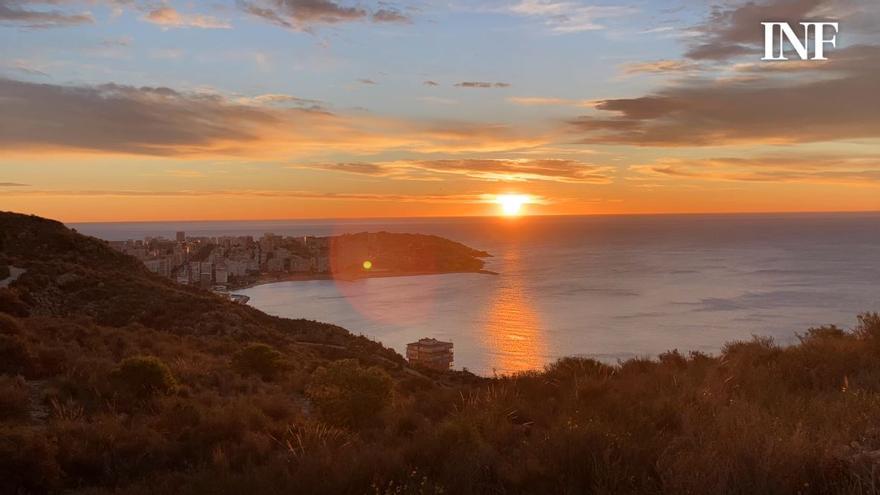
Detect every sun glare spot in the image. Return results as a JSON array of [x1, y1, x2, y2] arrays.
[[362, 260, 373, 270], [496, 194, 530, 216]]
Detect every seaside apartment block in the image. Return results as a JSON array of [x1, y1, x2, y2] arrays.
[[406, 338, 454, 371]]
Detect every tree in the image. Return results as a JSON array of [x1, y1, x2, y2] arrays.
[[306, 359, 392, 428]]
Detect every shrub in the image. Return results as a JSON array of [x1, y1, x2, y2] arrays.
[[0, 429, 62, 494], [232, 343, 286, 380], [0, 289, 29, 317], [799, 324, 848, 343], [306, 359, 392, 428], [854, 312, 880, 340], [544, 357, 613, 382], [0, 326, 32, 376], [111, 356, 176, 400], [0, 313, 22, 335], [0, 375, 30, 421]]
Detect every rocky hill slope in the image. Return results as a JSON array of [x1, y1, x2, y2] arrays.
[[2, 211, 880, 495]]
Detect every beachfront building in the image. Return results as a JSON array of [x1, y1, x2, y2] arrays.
[[406, 338, 454, 371]]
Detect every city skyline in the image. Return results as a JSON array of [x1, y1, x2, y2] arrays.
[[2, 0, 879, 221]]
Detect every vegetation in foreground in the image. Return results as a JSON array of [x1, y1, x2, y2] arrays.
[[2, 211, 880, 494]]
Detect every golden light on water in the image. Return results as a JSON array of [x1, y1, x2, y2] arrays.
[[495, 194, 530, 216], [482, 246, 546, 374]]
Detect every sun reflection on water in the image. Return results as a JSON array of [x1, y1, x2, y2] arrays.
[[482, 246, 547, 375]]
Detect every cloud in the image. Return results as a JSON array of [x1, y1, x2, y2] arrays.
[[167, 169, 207, 178], [0, 78, 282, 156], [568, 44, 880, 146], [299, 158, 614, 184], [423, 80, 439, 86], [510, 0, 636, 33], [0, 182, 29, 187], [0, 0, 94, 28], [99, 36, 132, 48], [240, 0, 410, 30], [372, 8, 408, 23], [0, 188, 505, 204], [0, 78, 547, 158], [507, 96, 594, 107], [455, 81, 511, 89], [683, 0, 876, 61], [619, 60, 701, 76], [357, 78, 377, 85], [144, 6, 231, 29], [417, 96, 457, 105], [1, 58, 50, 77], [631, 154, 880, 185], [306, 162, 387, 175], [236, 93, 324, 108]]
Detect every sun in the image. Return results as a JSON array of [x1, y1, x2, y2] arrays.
[[495, 194, 530, 216]]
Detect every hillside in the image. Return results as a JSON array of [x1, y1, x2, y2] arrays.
[[327, 231, 491, 276], [2, 211, 880, 494]]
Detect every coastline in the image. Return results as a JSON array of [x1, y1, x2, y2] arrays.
[[230, 268, 498, 291]]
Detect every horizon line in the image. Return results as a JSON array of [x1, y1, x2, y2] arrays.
[[59, 208, 880, 226]]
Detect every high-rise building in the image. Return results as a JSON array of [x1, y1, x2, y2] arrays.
[[176, 231, 186, 243], [215, 263, 228, 284]]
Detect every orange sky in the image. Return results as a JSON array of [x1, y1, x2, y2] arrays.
[[1, 0, 879, 222]]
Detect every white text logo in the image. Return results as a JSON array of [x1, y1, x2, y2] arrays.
[[761, 22, 838, 60]]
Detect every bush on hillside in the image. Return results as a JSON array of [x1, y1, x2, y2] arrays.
[[306, 359, 392, 428], [232, 343, 286, 380], [0, 315, 32, 376], [0, 429, 62, 494], [111, 356, 176, 400], [854, 312, 880, 340], [0, 375, 30, 421], [0, 289, 29, 317], [0, 313, 22, 335]]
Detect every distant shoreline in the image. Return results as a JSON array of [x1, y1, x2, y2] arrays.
[[231, 268, 498, 291], [67, 209, 880, 228]]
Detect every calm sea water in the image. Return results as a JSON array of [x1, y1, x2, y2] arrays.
[[72, 213, 880, 375]]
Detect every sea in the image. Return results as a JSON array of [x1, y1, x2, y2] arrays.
[[71, 213, 880, 375]]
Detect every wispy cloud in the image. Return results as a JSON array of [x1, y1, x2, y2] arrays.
[[297, 158, 614, 184], [0, 0, 94, 28], [143, 7, 231, 29], [631, 154, 880, 185], [1, 58, 50, 77], [167, 169, 207, 178], [619, 60, 701, 77], [509, 0, 636, 33], [417, 96, 457, 105], [0, 78, 548, 158], [235, 93, 324, 109], [240, 0, 410, 30], [0, 188, 510, 204], [507, 96, 594, 107], [455, 81, 510, 88]]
